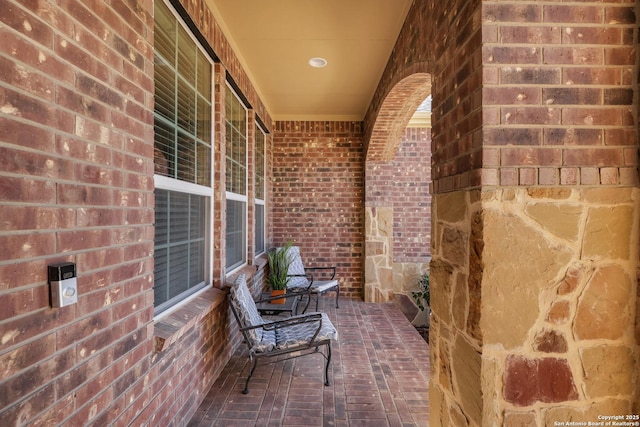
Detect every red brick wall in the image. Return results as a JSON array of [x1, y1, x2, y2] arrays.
[[392, 128, 432, 262], [271, 121, 364, 299], [368, 0, 637, 194], [364, 0, 483, 194], [0, 0, 264, 425], [0, 0, 156, 424], [482, 1, 638, 187]]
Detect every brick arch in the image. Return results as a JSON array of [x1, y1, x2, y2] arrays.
[[366, 70, 432, 162], [364, 71, 432, 303]]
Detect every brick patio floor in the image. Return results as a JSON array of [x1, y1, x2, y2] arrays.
[[188, 298, 430, 426]]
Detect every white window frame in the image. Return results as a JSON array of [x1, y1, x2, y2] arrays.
[[153, 0, 214, 316], [224, 84, 248, 272], [254, 124, 266, 256]]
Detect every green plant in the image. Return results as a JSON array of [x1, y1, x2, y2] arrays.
[[266, 241, 293, 291], [411, 271, 430, 311]]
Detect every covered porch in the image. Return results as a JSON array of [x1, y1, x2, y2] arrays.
[[189, 298, 430, 426]]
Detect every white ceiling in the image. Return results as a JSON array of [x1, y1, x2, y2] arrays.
[[207, 0, 413, 121]]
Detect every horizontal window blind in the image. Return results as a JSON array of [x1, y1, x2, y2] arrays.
[[154, 0, 211, 188], [153, 0, 213, 314], [153, 189, 207, 312]]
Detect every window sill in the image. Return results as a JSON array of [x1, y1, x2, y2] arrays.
[[225, 259, 266, 285], [153, 260, 267, 353], [153, 287, 226, 353]]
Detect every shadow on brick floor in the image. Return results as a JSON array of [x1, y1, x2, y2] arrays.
[[189, 298, 430, 427]]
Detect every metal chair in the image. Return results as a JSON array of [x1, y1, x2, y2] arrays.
[[227, 274, 338, 394], [285, 246, 340, 312]]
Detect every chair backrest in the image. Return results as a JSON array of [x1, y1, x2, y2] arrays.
[[228, 274, 264, 347], [285, 246, 309, 289]]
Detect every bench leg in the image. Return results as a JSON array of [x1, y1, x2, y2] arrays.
[[324, 343, 332, 386], [243, 357, 258, 394]]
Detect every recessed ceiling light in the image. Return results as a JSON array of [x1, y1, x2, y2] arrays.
[[308, 57, 328, 68]]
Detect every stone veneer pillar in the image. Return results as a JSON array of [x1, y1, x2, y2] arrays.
[[365, 206, 394, 302], [429, 187, 639, 425]]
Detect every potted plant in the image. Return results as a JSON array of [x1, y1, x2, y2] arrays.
[[266, 241, 293, 304], [411, 270, 430, 312], [411, 270, 430, 342]]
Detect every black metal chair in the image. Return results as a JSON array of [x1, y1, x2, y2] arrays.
[[227, 274, 338, 394], [285, 246, 340, 312]]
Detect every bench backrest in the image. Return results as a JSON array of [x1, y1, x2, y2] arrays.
[[228, 274, 263, 347], [285, 246, 309, 289]]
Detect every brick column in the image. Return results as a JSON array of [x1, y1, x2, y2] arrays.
[[475, 2, 639, 423]]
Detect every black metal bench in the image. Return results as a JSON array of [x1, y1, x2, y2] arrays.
[[227, 274, 338, 394], [285, 246, 340, 312]]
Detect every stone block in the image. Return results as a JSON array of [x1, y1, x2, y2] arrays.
[[441, 226, 468, 267], [582, 187, 634, 204], [429, 383, 444, 427], [583, 206, 633, 259], [525, 202, 583, 242], [452, 272, 468, 330], [364, 207, 374, 235], [376, 206, 393, 237], [449, 402, 469, 426], [527, 188, 572, 200], [534, 329, 568, 353], [483, 210, 572, 348], [503, 411, 537, 427], [378, 267, 393, 289], [452, 334, 482, 423], [580, 345, 634, 398], [482, 356, 502, 424], [504, 356, 538, 407], [557, 264, 591, 295], [430, 259, 454, 324], [435, 191, 467, 223], [504, 355, 578, 406], [364, 257, 378, 284], [546, 300, 570, 325], [538, 358, 579, 403], [573, 265, 632, 340], [438, 338, 453, 393], [365, 240, 385, 256], [467, 210, 484, 341]]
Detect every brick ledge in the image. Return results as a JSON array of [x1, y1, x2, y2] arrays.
[[153, 287, 226, 353], [153, 260, 267, 353]]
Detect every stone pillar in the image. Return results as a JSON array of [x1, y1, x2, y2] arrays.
[[482, 188, 639, 424], [429, 187, 640, 426], [429, 190, 484, 426], [365, 206, 394, 302]]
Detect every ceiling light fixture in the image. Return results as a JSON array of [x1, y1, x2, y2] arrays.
[[308, 57, 328, 68]]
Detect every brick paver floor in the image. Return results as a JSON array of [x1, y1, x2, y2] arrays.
[[189, 298, 430, 426]]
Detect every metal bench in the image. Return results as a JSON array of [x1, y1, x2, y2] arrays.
[[227, 274, 338, 394], [285, 246, 340, 312]]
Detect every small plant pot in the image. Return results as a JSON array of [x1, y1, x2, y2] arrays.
[[270, 289, 286, 304]]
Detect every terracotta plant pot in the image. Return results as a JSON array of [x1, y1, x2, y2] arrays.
[[270, 289, 286, 304]]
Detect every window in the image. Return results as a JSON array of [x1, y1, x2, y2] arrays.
[[225, 85, 247, 270], [254, 124, 266, 255], [153, 0, 213, 315]]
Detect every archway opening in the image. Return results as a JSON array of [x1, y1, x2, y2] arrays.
[[364, 73, 432, 328]]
